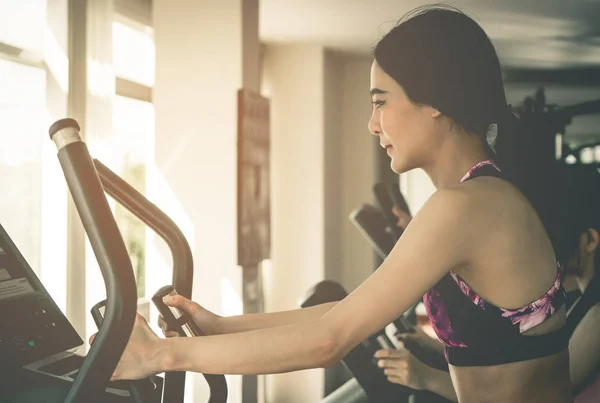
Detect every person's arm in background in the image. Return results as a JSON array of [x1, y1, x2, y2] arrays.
[[397, 325, 445, 356], [375, 346, 458, 402], [569, 304, 600, 390], [380, 302, 600, 400]]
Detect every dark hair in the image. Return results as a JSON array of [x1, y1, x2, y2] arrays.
[[373, 4, 519, 168], [372, 5, 574, 247], [373, 6, 600, 275]]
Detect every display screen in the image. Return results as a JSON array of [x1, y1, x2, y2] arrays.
[[0, 223, 82, 367], [0, 233, 37, 301]]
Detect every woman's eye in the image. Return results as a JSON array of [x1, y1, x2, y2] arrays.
[[372, 100, 386, 109]]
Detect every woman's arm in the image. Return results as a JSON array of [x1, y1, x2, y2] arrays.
[[111, 188, 477, 379], [159, 296, 338, 337], [320, 188, 474, 360], [568, 304, 600, 389], [215, 302, 338, 334]]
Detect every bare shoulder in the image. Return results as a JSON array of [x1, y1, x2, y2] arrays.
[[446, 176, 532, 227], [455, 176, 525, 206], [420, 178, 520, 224], [444, 176, 558, 304], [405, 186, 485, 250], [411, 187, 475, 227]]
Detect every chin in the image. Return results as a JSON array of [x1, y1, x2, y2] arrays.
[[390, 158, 411, 174]]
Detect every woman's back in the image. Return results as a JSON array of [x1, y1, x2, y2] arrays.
[[452, 350, 571, 403], [445, 175, 571, 402], [451, 176, 558, 310]]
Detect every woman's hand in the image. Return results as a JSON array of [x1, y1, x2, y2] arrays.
[[158, 295, 222, 338], [375, 344, 432, 390], [89, 314, 162, 380]]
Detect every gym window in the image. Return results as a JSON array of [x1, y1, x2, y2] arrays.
[[0, 0, 69, 316], [110, 15, 155, 302]]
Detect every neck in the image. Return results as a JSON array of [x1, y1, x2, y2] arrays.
[[577, 262, 596, 293], [421, 129, 490, 189]]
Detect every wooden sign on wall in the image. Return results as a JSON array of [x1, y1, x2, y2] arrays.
[[238, 88, 271, 403], [237, 88, 271, 267]]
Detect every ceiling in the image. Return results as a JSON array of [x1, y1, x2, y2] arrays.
[[260, 1, 600, 146], [260, 0, 600, 70]]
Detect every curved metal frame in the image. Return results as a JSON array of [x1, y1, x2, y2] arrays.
[[50, 118, 227, 403]]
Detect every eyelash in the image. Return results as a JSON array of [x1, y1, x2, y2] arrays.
[[372, 100, 386, 109]]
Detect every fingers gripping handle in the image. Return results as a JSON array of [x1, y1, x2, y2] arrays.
[[152, 286, 204, 337], [152, 286, 228, 403]]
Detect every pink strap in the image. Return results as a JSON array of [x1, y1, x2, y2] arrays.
[[459, 159, 500, 183]]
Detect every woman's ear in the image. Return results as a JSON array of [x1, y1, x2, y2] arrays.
[[584, 228, 599, 254]]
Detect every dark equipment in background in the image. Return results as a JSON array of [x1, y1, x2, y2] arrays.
[[299, 281, 415, 403], [373, 183, 406, 240], [351, 182, 412, 259], [507, 88, 600, 275], [513, 87, 600, 168], [349, 204, 395, 260]]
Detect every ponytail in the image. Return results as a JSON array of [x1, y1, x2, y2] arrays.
[[493, 105, 566, 252]]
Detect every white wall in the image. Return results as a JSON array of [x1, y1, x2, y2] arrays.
[[153, 1, 261, 401], [324, 51, 342, 282], [262, 43, 326, 402], [263, 48, 381, 400], [337, 54, 378, 291], [400, 169, 436, 215]]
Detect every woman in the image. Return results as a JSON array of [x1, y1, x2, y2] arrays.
[[97, 6, 572, 402], [376, 166, 600, 402]]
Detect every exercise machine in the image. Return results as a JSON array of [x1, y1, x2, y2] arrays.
[[0, 118, 227, 402]]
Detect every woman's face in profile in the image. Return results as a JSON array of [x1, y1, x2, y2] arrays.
[[368, 61, 443, 174]]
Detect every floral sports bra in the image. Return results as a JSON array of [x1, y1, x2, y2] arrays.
[[423, 160, 568, 366]]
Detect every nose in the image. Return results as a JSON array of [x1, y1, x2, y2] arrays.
[[368, 109, 381, 137]]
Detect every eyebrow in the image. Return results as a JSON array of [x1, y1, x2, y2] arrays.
[[370, 88, 388, 96]]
